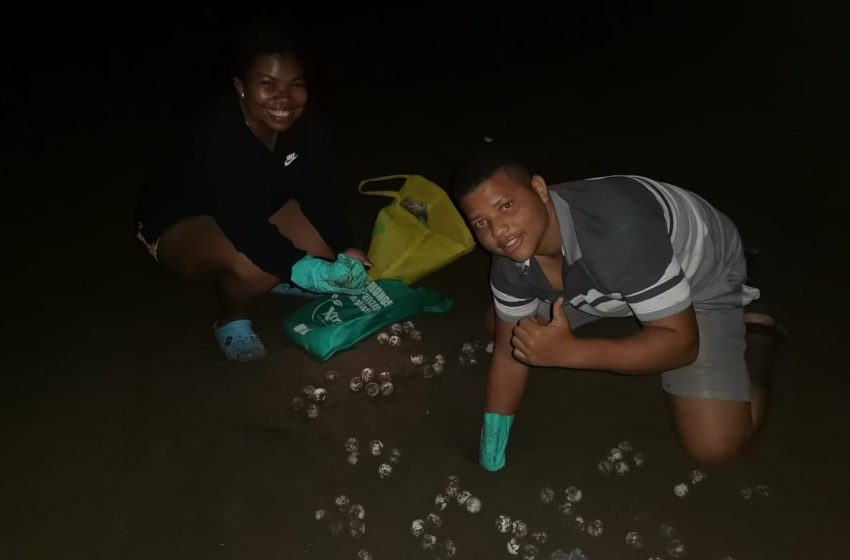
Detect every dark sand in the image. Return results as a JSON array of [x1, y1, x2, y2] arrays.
[[2, 6, 848, 559]]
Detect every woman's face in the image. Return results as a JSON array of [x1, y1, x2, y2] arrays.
[[234, 54, 307, 136]]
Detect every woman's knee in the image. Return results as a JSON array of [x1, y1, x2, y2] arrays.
[[156, 216, 231, 283], [157, 248, 206, 284], [156, 216, 277, 294]]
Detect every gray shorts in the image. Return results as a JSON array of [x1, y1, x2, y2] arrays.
[[539, 303, 751, 402]]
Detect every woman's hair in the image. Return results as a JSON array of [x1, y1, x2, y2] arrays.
[[231, 20, 301, 80]]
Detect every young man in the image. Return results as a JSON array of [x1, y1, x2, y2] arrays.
[[454, 149, 784, 470]]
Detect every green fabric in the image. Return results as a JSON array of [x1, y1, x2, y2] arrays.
[[283, 280, 452, 362], [290, 253, 368, 295], [480, 412, 515, 472]]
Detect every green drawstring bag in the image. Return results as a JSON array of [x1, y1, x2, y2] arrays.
[[283, 279, 453, 362]]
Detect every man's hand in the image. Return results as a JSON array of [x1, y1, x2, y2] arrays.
[[511, 297, 575, 367]]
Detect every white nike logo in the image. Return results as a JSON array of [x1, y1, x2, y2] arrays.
[[284, 152, 299, 166]]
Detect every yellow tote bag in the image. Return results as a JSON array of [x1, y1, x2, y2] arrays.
[[359, 175, 475, 285]]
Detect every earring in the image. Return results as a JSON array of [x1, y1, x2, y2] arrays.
[[240, 93, 245, 98]]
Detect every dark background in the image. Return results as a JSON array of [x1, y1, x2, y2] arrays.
[[2, 3, 848, 559], [4, 3, 844, 225]]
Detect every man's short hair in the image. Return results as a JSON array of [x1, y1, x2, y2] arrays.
[[452, 146, 533, 202]]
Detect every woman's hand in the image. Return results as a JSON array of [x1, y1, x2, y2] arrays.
[[342, 247, 372, 269], [290, 254, 368, 295]]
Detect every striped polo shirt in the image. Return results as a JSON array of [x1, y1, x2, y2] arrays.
[[490, 175, 759, 324]]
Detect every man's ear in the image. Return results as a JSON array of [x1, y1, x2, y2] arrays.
[[531, 174, 549, 202]]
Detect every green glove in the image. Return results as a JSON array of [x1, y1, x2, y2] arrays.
[[290, 253, 368, 295], [480, 412, 514, 472]]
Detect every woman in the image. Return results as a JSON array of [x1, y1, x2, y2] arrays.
[[136, 23, 370, 362]]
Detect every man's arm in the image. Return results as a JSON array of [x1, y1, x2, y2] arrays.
[[568, 305, 699, 374], [486, 315, 531, 414], [479, 313, 530, 471], [513, 300, 699, 375]]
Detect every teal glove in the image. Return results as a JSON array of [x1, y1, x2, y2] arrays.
[[480, 412, 514, 472], [290, 253, 368, 295]]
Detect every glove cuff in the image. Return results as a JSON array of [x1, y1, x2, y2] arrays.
[[480, 412, 514, 472], [483, 412, 515, 427]]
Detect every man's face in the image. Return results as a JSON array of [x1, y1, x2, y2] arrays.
[[461, 172, 550, 263]]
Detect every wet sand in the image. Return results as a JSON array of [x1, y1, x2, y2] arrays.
[[2, 6, 848, 559]]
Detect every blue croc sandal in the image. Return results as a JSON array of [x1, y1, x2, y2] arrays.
[[214, 319, 267, 362], [270, 282, 322, 299]]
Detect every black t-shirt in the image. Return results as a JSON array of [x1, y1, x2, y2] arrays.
[[137, 94, 356, 280]]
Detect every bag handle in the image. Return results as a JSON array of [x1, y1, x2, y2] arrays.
[[357, 175, 411, 199]]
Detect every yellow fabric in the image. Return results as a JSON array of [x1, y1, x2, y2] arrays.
[[358, 175, 475, 285]]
